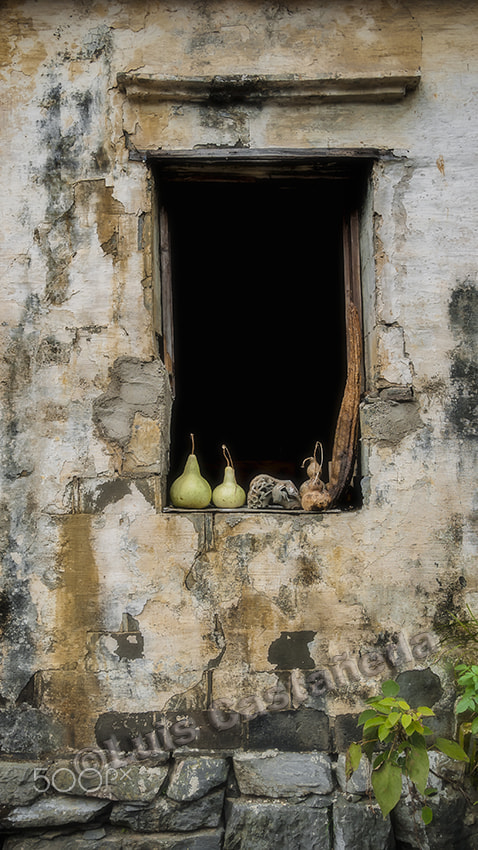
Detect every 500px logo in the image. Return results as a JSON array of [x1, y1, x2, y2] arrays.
[[34, 748, 132, 794]]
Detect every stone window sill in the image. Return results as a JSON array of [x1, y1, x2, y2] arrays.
[[162, 506, 346, 515]]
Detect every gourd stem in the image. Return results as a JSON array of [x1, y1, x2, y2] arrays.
[[314, 441, 324, 470], [190, 433, 195, 455], [222, 444, 234, 469], [312, 441, 324, 486]]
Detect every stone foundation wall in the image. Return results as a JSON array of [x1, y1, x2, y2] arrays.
[[0, 749, 476, 849]]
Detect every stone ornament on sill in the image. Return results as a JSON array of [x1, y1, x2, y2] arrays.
[[247, 474, 301, 510]]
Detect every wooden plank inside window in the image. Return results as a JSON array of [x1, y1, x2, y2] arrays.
[[327, 209, 363, 503], [152, 177, 162, 340], [159, 201, 175, 394]]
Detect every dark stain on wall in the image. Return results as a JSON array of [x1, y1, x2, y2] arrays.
[[92, 144, 111, 172], [433, 575, 467, 627], [447, 280, 478, 438], [35, 53, 111, 305], [295, 555, 321, 586], [36, 83, 78, 304], [72, 90, 93, 128], [3, 335, 33, 480], [446, 514, 464, 547], [38, 83, 79, 192], [0, 321, 44, 701], [36, 336, 71, 366], [15, 671, 44, 708], [0, 500, 11, 560], [95, 710, 170, 754], [112, 632, 144, 660], [247, 707, 330, 751], [0, 576, 39, 703], [0, 707, 65, 757], [110, 614, 144, 660], [83, 479, 131, 513], [449, 355, 478, 436], [0, 590, 11, 634], [78, 24, 112, 62], [274, 585, 296, 617], [100, 228, 119, 259], [449, 281, 478, 339], [396, 668, 443, 708], [268, 631, 316, 670], [134, 478, 156, 507]]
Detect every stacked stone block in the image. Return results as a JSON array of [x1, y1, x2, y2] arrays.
[[0, 749, 474, 849]]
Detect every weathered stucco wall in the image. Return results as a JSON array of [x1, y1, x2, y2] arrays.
[[0, 0, 478, 844]]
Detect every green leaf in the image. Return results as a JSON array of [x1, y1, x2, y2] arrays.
[[410, 731, 427, 748], [388, 711, 400, 726], [363, 724, 378, 740], [364, 715, 386, 731], [358, 708, 377, 725], [378, 723, 392, 742], [346, 742, 362, 779], [401, 713, 412, 730], [421, 805, 433, 825], [417, 706, 435, 717], [363, 739, 376, 762], [424, 786, 437, 796], [457, 696, 474, 713], [471, 717, 478, 734], [381, 680, 400, 697], [434, 737, 469, 761], [372, 761, 403, 818], [375, 697, 397, 708], [406, 743, 429, 794]]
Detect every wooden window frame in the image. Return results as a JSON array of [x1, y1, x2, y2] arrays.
[[149, 149, 374, 510]]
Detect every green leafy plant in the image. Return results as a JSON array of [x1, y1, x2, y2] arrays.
[[434, 606, 478, 782], [455, 663, 478, 776], [346, 679, 469, 824], [456, 664, 478, 729], [435, 607, 478, 777]]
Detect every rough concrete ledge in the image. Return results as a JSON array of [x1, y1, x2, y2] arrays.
[[117, 72, 421, 105]]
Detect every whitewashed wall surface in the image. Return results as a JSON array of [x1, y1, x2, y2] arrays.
[[0, 1, 477, 847]]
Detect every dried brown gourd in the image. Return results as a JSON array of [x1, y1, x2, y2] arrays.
[[300, 441, 332, 511]]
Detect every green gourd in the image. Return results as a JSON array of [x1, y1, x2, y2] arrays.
[[170, 434, 212, 509], [212, 445, 246, 508]]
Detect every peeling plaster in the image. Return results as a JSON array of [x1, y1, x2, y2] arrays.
[[0, 0, 476, 761]]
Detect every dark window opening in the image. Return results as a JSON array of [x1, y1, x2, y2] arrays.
[[151, 155, 369, 509]]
